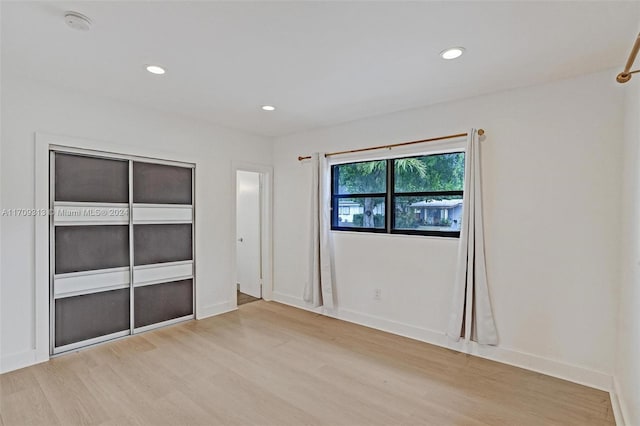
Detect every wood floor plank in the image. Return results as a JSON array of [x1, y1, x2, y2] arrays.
[[32, 360, 110, 425], [0, 385, 60, 426], [0, 301, 615, 426]]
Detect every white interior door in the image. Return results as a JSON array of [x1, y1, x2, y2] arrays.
[[236, 170, 262, 298]]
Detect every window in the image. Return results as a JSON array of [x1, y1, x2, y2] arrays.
[[331, 152, 464, 237], [332, 160, 387, 232]]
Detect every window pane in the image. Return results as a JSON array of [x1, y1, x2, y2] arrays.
[[334, 160, 386, 194], [334, 197, 385, 228], [394, 195, 463, 232], [394, 153, 465, 193]]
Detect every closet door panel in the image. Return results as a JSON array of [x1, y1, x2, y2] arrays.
[[55, 225, 130, 274], [133, 162, 192, 205], [55, 288, 130, 347], [55, 153, 129, 203], [133, 224, 192, 266], [134, 279, 193, 328]]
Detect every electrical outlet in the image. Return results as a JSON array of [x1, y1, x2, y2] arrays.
[[374, 288, 382, 300]]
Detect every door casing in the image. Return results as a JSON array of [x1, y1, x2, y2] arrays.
[[231, 162, 274, 306]]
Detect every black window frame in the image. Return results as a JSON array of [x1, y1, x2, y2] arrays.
[[331, 160, 387, 234], [331, 152, 464, 238]]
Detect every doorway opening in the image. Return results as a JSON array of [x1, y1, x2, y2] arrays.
[[234, 166, 272, 306]]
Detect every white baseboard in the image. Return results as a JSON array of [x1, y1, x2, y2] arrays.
[[611, 376, 629, 426], [466, 339, 612, 392], [271, 292, 613, 393], [271, 291, 322, 314], [610, 390, 624, 426], [1, 349, 48, 374], [196, 301, 237, 320]]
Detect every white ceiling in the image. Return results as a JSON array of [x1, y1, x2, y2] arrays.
[[2, 1, 639, 137]]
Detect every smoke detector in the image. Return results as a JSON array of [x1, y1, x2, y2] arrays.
[[64, 12, 92, 31]]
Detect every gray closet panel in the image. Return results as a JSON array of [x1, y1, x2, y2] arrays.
[[133, 162, 192, 204], [55, 225, 129, 274], [134, 279, 193, 328], [133, 224, 192, 266], [55, 288, 130, 347], [55, 153, 129, 203]]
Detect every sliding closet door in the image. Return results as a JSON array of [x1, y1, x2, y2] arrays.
[[51, 153, 131, 353], [132, 162, 194, 331], [51, 151, 195, 354]]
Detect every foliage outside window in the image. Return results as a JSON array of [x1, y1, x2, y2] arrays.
[[331, 152, 465, 237]]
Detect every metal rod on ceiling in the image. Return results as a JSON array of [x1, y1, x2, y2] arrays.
[[617, 33, 640, 84], [297, 129, 485, 161]]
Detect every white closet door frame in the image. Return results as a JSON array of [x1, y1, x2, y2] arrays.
[[35, 134, 201, 367]]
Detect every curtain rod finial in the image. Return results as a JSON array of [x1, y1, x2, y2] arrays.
[[477, 129, 485, 136]]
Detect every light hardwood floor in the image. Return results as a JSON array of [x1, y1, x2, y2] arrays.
[[0, 301, 615, 425], [237, 290, 261, 306]]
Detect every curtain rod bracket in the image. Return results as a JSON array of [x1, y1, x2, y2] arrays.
[[617, 33, 640, 84], [617, 70, 640, 83], [617, 72, 632, 83]]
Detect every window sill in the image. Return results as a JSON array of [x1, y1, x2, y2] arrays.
[[329, 229, 460, 241]]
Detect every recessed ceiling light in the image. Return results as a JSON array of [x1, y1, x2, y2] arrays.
[[261, 105, 276, 111], [146, 65, 166, 75], [440, 47, 465, 60]]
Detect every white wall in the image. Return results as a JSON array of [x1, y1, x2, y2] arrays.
[[273, 69, 624, 390], [0, 75, 272, 372], [616, 75, 640, 424]]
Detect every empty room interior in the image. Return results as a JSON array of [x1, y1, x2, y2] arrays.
[[1, 1, 640, 425]]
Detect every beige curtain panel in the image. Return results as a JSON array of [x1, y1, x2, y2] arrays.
[[304, 153, 335, 309], [447, 130, 498, 345]]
